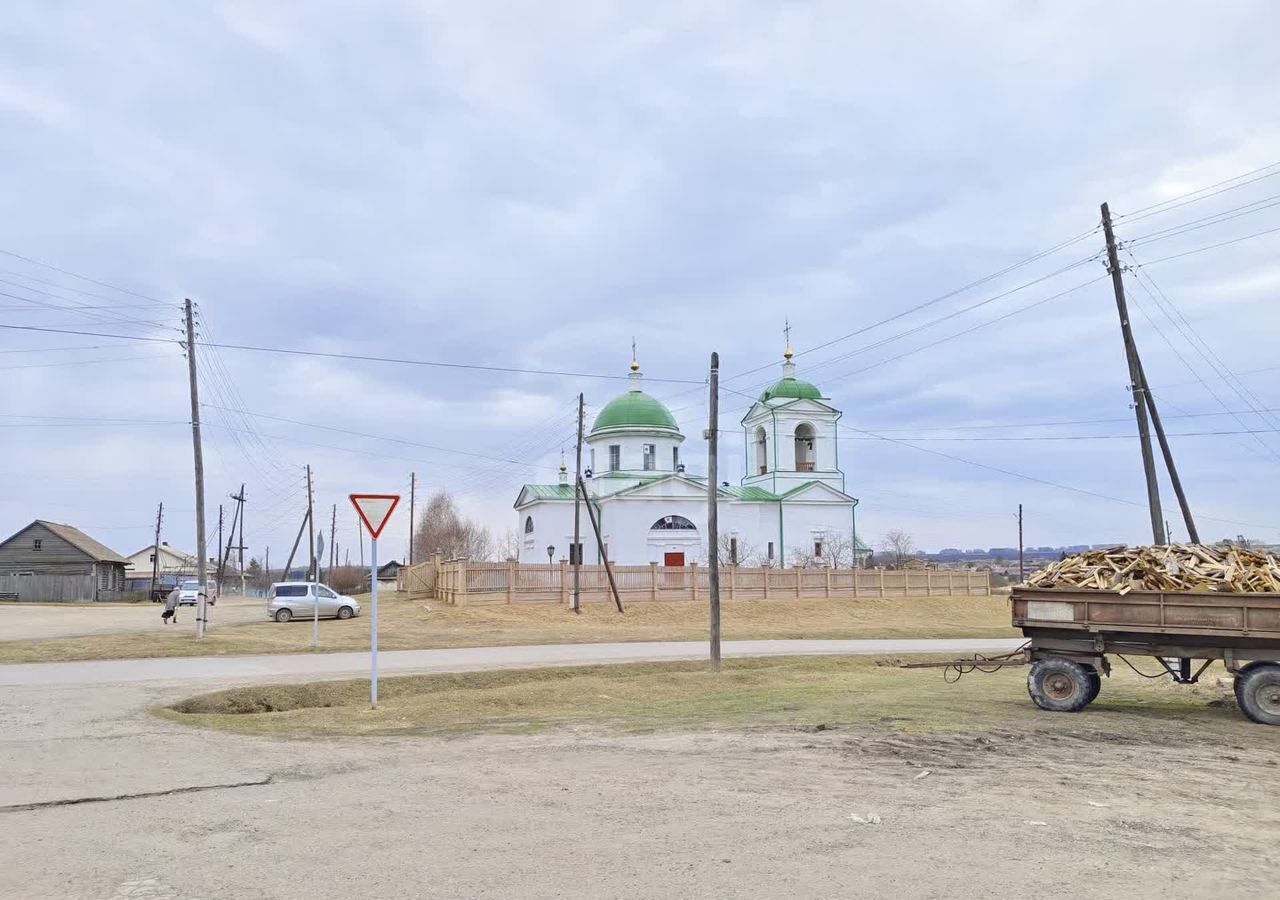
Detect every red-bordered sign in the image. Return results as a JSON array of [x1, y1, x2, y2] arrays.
[[349, 493, 401, 539]]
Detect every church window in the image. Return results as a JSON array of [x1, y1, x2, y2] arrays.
[[643, 444, 656, 470], [650, 515, 697, 531], [755, 427, 768, 475], [795, 424, 815, 472], [524, 516, 534, 535], [730, 537, 739, 565], [767, 541, 775, 561], [608, 445, 621, 471], [672, 446, 679, 470], [814, 540, 823, 559]]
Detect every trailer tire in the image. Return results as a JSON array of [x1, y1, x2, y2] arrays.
[[1084, 665, 1102, 704], [1235, 663, 1280, 726], [1028, 658, 1095, 713]]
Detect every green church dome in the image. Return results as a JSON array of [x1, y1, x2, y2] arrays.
[[591, 389, 680, 433], [760, 376, 822, 402]]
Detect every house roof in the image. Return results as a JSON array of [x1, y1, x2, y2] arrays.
[[519, 484, 576, 502], [32, 520, 128, 563]]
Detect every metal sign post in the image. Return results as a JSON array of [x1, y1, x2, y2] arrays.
[[349, 493, 401, 709]]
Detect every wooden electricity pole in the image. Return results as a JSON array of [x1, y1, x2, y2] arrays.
[[1134, 354, 1200, 543], [216, 504, 225, 585], [1102, 202, 1166, 544], [328, 503, 337, 581], [238, 486, 246, 597], [149, 502, 163, 601], [578, 476, 623, 613], [306, 464, 316, 581], [1017, 503, 1025, 583], [183, 298, 209, 638], [284, 508, 308, 580], [706, 352, 721, 669], [408, 472, 416, 565], [572, 392, 584, 613]]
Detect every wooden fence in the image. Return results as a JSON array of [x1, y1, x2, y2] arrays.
[[399, 557, 990, 606], [0, 574, 130, 602]]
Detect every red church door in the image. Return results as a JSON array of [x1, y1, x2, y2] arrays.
[[663, 552, 685, 567]]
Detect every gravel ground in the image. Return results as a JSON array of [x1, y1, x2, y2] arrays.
[[0, 594, 265, 641], [3, 671, 1278, 899]]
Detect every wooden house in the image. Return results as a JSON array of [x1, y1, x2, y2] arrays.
[[0, 520, 130, 601]]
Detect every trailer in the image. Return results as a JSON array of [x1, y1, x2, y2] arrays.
[[1011, 585, 1280, 725]]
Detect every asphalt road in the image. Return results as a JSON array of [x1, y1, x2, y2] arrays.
[[0, 637, 1024, 686]]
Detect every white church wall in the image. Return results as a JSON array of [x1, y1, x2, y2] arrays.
[[585, 431, 684, 489]]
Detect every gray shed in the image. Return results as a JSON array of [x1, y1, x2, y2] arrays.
[[0, 520, 130, 602]]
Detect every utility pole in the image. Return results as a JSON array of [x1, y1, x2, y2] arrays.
[[284, 508, 309, 580], [706, 352, 721, 669], [149, 502, 163, 602], [305, 464, 316, 581], [408, 472, 416, 565], [572, 392, 584, 613], [1101, 202, 1165, 544], [329, 504, 337, 581], [216, 503, 225, 586], [183, 298, 209, 638], [1017, 503, 1025, 583], [264, 547, 270, 591], [238, 485, 246, 598], [1135, 354, 1200, 543], [579, 477, 623, 613]]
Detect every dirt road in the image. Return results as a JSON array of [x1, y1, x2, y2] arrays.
[[3, 668, 1278, 898], [0, 594, 265, 641]]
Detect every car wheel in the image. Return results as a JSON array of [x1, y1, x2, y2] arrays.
[[336, 606, 354, 620], [274, 608, 293, 623]]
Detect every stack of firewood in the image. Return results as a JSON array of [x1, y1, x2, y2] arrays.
[[1026, 544, 1280, 594]]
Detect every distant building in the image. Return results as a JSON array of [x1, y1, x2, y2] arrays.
[[0, 520, 129, 601], [124, 543, 199, 579]]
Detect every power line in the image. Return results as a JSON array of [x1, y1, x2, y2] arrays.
[[1116, 160, 1280, 222], [0, 248, 166, 303], [1125, 193, 1280, 246], [1137, 223, 1280, 266], [845, 427, 1280, 442], [0, 354, 171, 371]]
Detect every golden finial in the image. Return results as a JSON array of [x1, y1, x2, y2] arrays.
[[630, 336, 640, 372], [783, 319, 793, 360]]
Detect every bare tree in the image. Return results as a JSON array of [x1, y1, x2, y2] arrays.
[[879, 529, 917, 569], [499, 526, 519, 561], [412, 490, 494, 561], [699, 533, 761, 567]]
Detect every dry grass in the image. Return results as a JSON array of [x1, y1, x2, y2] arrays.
[[159, 654, 1245, 739], [0, 594, 1015, 663]]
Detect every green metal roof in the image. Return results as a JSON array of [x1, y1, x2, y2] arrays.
[[519, 484, 575, 501], [759, 376, 822, 402], [591, 390, 680, 433], [718, 485, 782, 501]]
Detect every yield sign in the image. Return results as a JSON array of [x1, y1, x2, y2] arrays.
[[350, 493, 401, 539]]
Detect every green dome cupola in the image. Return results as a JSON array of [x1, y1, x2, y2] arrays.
[[759, 341, 824, 402], [590, 357, 681, 435]]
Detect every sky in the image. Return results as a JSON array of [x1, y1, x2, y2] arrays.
[[2, 0, 1279, 565]]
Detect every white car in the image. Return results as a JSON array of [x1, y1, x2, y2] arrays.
[[176, 579, 218, 606], [267, 582, 361, 623]]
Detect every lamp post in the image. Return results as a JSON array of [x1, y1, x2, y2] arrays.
[[546, 544, 555, 564]]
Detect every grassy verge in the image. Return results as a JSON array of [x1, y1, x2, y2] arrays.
[[0, 595, 1016, 664], [158, 654, 1243, 739]]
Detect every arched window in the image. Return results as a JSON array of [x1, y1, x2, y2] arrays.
[[755, 426, 768, 475], [795, 423, 815, 472], [650, 515, 697, 531], [524, 515, 534, 534]]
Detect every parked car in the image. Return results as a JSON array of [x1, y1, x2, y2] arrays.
[[267, 582, 361, 623], [176, 578, 219, 606]]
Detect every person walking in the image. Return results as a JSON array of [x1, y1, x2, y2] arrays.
[[161, 585, 180, 625]]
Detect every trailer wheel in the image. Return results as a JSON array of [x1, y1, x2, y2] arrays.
[[1084, 665, 1102, 704], [1028, 658, 1095, 713], [1235, 663, 1280, 726]]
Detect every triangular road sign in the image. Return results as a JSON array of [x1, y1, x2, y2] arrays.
[[350, 493, 401, 539]]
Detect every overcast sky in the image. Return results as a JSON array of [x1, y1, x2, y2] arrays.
[[2, 1, 1278, 565]]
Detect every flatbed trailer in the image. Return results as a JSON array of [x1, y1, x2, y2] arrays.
[[1011, 586, 1280, 724]]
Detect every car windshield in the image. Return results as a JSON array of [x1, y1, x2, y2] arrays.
[[274, 585, 309, 598], [180, 581, 198, 589]]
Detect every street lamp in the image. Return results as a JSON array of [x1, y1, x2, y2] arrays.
[[546, 544, 555, 563]]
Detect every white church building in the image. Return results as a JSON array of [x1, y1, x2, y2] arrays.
[[514, 347, 869, 568]]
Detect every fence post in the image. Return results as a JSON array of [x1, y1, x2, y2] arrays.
[[559, 560, 568, 605], [948, 572, 954, 595], [458, 558, 469, 607], [795, 567, 802, 598], [690, 562, 698, 602], [729, 564, 736, 601], [506, 558, 516, 604], [762, 565, 770, 599], [879, 568, 886, 598], [650, 562, 658, 602], [824, 567, 831, 598]]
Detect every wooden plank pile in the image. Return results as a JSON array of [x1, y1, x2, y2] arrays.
[[1026, 544, 1280, 594]]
